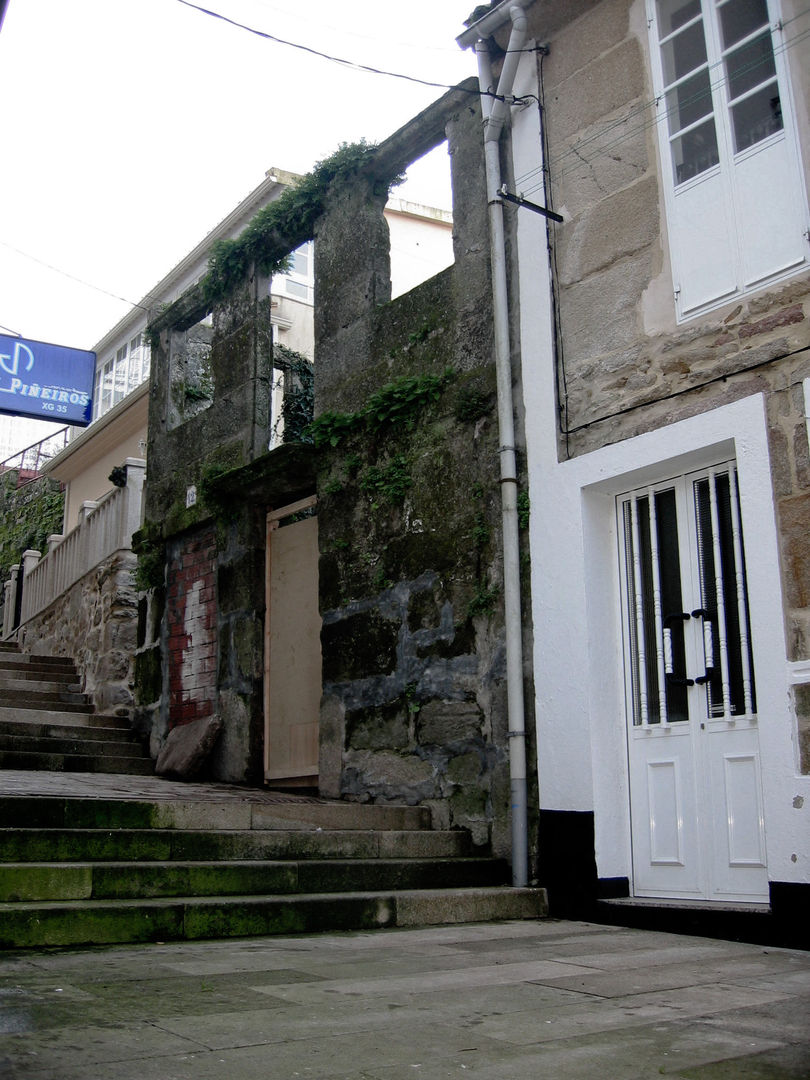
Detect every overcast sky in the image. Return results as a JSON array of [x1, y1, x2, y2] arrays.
[[0, 0, 476, 353]]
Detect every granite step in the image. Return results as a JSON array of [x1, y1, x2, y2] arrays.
[[0, 855, 509, 902], [0, 719, 133, 743], [0, 733, 146, 758], [0, 794, 430, 831], [0, 751, 154, 776], [0, 886, 547, 949], [0, 827, 474, 863]]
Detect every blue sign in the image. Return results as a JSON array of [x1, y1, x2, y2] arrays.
[[0, 334, 95, 427]]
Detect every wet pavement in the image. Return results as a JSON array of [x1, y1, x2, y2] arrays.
[[1, 919, 808, 1079]]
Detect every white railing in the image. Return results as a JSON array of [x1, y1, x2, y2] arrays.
[[7, 460, 145, 632]]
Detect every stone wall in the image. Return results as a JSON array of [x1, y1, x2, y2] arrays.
[[314, 90, 533, 855], [20, 550, 138, 716], [527, 0, 810, 688]]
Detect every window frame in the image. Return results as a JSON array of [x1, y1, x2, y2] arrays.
[[647, 0, 808, 321]]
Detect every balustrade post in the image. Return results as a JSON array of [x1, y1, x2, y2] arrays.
[[121, 459, 146, 546], [2, 574, 15, 638], [19, 549, 42, 625]]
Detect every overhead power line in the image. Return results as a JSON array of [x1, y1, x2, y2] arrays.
[[0, 241, 149, 313], [175, 0, 471, 91], [174, 0, 542, 98]]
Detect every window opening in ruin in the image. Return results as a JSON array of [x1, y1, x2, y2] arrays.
[[387, 141, 454, 299], [167, 317, 214, 429]]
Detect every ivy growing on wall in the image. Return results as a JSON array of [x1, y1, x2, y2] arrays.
[[0, 473, 65, 582], [200, 141, 377, 309], [271, 344, 314, 444], [307, 369, 456, 449]]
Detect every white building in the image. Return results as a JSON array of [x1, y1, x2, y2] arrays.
[[461, 0, 810, 942]]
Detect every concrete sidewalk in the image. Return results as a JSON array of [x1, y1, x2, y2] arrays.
[[1, 920, 808, 1079]]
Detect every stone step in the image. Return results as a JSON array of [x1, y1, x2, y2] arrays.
[[0, 733, 145, 758], [0, 751, 155, 776], [0, 855, 509, 902], [0, 827, 474, 862], [0, 706, 107, 727], [0, 656, 78, 676], [0, 689, 92, 709], [0, 886, 548, 949], [0, 794, 431, 832], [0, 719, 133, 743], [0, 697, 94, 716], [0, 667, 79, 686], [0, 676, 83, 695]]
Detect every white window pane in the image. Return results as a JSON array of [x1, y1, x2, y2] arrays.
[[731, 81, 782, 151], [657, 0, 701, 36], [666, 67, 714, 135], [661, 19, 708, 84], [725, 33, 777, 100], [285, 279, 309, 299], [718, 0, 769, 50], [671, 117, 719, 183]]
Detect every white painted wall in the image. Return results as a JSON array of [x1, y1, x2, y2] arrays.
[[511, 48, 810, 888]]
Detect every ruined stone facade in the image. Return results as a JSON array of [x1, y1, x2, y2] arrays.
[[134, 84, 527, 855], [311, 94, 532, 855]]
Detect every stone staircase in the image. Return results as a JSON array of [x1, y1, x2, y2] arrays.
[[0, 641, 153, 776], [0, 790, 547, 948]]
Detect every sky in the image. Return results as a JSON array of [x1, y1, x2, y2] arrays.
[[0, 0, 477, 356]]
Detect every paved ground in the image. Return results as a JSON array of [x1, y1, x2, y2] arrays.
[[1, 919, 808, 1079]]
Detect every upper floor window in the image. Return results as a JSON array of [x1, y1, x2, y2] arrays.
[[92, 332, 151, 421], [280, 241, 314, 303], [649, 0, 808, 319]]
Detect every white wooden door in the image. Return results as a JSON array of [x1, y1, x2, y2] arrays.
[[619, 463, 768, 902]]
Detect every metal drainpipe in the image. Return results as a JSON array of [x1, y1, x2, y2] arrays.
[[475, 4, 529, 888]]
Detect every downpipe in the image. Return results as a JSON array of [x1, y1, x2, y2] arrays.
[[476, 5, 529, 888]]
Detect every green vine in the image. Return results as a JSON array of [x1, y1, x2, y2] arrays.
[[0, 475, 65, 582], [517, 490, 530, 530], [200, 141, 376, 308], [467, 582, 499, 619], [307, 369, 455, 449], [271, 344, 314, 444], [359, 455, 412, 507]]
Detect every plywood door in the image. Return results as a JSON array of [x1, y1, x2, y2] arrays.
[[264, 512, 321, 784]]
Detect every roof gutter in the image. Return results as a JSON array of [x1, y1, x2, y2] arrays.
[[461, 2, 531, 889]]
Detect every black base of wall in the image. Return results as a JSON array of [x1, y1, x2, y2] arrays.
[[537, 810, 809, 950], [537, 809, 598, 917], [592, 883, 809, 951]]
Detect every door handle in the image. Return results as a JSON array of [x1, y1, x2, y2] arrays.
[[691, 608, 714, 684], [663, 612, 694, 686]]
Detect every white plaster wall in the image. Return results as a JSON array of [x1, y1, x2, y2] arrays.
[[386, 204, 453, 300]]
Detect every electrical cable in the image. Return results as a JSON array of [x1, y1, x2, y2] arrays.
[[174, 0, 546, 99], [515, 22, 810, 197], [0, 242, 150, 314], [175, 0, 477, 92]]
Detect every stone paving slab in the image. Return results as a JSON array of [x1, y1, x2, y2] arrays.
[[0, 919, 808, 1079]]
